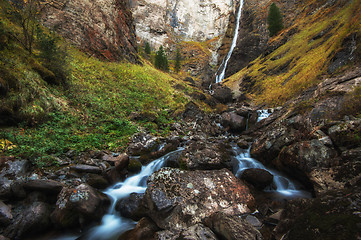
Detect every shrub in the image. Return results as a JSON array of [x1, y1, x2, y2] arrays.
[[267, 3, 284, 37], [155, 45, 169, 72], [144, 41, 151, 55]]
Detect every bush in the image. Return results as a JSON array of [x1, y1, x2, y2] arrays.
[[267, 3, 284, 37], [36, 27, 70, 85], [144, 41, 151, 55], [155, 45, 169, 72]]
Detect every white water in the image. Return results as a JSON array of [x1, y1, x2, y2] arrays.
[[257, 109, 272, 122], [215, 0, 244, 83], [76, 147, 184, 240], [232, 145, 311, 198]]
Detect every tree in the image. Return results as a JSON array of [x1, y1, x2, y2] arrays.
[[144, 41, 151, 55], [155, 46, 169, 71], [174, 48, 181, 73], [6, 0, 53, 54], [267, 3, 283, 37]]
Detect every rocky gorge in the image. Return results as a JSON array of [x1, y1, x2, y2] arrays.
[[1, 0, 361, 239]]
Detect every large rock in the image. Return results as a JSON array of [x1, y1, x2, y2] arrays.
[[277, 139, 338, 191], [119, 217, 159, 240], [213, 86, 233, 104], [51, 184, 110, 228], [23, 179, 64, 195], [328, 119, 361, 150], [180, 140, 233, 170], [70, 164, 102, 174], [116, 193, 145, 221], [241, 168, 274, 190], [221, 112, 247, 132], [143, 168, 254, 231], [42, 0, 138, 62], [205, 212, 263, 240], [4, 201, 51, 240]]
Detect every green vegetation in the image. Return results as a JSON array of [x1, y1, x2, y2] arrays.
[[174, 48, 181, 73], [155, 45, 169, 71], [226, 0, 361, 106], [0, 0, 193, 167], [144, 41, 151, 55], [267, 3, 284, 37]]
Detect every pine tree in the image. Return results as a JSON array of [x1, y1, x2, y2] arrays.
[[144, 41, 151, 55], [267, 3, 284, 37], [155, 46, 169, 71], [174, 48, 181, 73]]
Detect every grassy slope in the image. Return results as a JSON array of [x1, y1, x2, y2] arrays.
[[225, 0, 361, 106], [0, 2, 197, 167]]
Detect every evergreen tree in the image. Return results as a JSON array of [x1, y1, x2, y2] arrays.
[[267, 3, 284, 37], [144, 41, 151, 55], [174, 48, 181, 73], [155, 46, 169, 71]]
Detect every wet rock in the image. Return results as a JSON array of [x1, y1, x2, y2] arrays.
[[0, 200, 12, 226], [102, 152, 129, 170], [128, 158, 142, 173], [241, 169, 274, 190], [213, 86, 233, 104], [51, 184, 110, 228], [116, 193, 145, 221], [179, 224, 218, 240], [85, 174, 109, 189], [277, 139, 338, 190], [221, 112, 247, 132], [23, 179, 64, 194], [119, 217, 159, 240], [180, 140, 233, 170], [205, 212, 263, 240], [143, 168, 254, 230], [70, 164, 102, 174], [4, 201, 51, 240], [245, 215, 262, 229]]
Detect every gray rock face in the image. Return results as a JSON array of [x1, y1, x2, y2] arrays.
[[205, 212, 263, 240], [143, 168, 254, 231]]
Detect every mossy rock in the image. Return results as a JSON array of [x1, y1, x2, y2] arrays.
[[127, 158, 142, 173]]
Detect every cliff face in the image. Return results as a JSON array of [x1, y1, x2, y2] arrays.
[[42, 0, 139, 63], [131, 0, 237, 49]]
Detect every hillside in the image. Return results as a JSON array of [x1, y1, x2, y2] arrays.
[[225, 0, 361, 106]]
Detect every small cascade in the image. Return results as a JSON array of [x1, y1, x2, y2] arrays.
[[232, 145, 311, 198], [257, 109, 272, 122], [215, 0, 244, 84], [63, 147, 185, 240]]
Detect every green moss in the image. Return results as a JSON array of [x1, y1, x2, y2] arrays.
[[127, 158, 142, 173]]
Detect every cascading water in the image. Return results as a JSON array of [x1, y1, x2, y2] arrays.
[[232, 145, 311, 198], [257, 109, 272, 122], [56, 147, 184, 240], [215, 0, 244, 84]]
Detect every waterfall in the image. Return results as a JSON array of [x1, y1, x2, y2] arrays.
[[232, 144, 311, 198], [257, 109, 272, 122], [215, 0, 244, 84]]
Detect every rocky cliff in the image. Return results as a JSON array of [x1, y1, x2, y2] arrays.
[[41, 0, 139, 62], [131, 0, 237, 49]]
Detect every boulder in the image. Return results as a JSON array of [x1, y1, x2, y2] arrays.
[[23, 179, 64, 194], [127, 158, 142, 173], [180, 140, 233, 170], [51, 184, 110, 228], [70, 164, 102, 174], [241, 169, 274, 190], [119, 217, 159, 240], [205, 212, 263, 240], [277, 139, 338, 190], [328, 119, 361, 149], [0, 200, 12, 226], [4, 201, 51, 239], [85, 174, 109, 189], [143, 168, 254, 230], [221, 112, 247, 132], [116, 193, 145, 221], [213, 86, 233, 104]]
